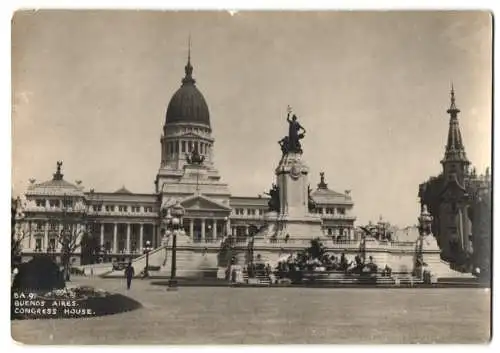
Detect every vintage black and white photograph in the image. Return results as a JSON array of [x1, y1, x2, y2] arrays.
[[10, 10, 492, 344]]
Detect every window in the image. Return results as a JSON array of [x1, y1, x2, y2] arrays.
[[35, 238, 42, 251], [94, 205, 102, 212], [118, 205, 128, 212], [33, 221, 44, 231], [325, 208, 334, 214], [317, 208, 323, 214], [36, 199, 45, 207], [48, 222, 58, 231], [337, 208, 346, 215], [63, 199, 72, 208], [182, 141, 186, 152], [49, 238, 56, 250], [105, 205, 114, 212], [327, 228, 333, 235], [188, 141, 192, 152], [235, 208, 244, 215], [248, 209, 256, 216], [258, 209, 264, 215], [174, 142, 179, 153], [49, 200, 58, 207], [145, 207, 153, 213]]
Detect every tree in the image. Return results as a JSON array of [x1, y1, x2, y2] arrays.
[[48, 194, 91, 281], [11, 197, 28, 267], [79, 228, 102, 265]]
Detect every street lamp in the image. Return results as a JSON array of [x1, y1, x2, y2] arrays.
[[168, 201, 185, 290], [143, 240, 152, 278]]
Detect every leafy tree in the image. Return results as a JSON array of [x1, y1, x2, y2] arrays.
[[11, 197, 28, 267], [46, 195, 91, 281]]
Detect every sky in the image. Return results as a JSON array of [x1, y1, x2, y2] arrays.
[[11, 10, 492, 227]]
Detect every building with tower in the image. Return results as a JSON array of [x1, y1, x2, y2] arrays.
[[15, 50, 356, 266], [418, 86, 491, 271]]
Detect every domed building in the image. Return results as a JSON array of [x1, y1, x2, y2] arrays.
[[15, 52, 356, 268]]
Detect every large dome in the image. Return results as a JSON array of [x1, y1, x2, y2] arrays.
[[165, 59, 210, 127]]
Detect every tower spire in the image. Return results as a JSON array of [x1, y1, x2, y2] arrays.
[[188, 33, 191, 64], [182, 34, 195, 86], [447, 82, 460, 114], [441, 84, 469, 176]]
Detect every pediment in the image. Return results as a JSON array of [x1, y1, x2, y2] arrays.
[[181, 195, 231, 211]]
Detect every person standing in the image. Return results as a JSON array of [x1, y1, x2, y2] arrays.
[[124, 262, 135, 290]]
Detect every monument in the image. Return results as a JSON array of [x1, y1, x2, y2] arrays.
[[252, 107, 325, 245]]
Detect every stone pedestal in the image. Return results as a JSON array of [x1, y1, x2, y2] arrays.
[[419, 235, 442, 274], [273, 152, 324, 242]]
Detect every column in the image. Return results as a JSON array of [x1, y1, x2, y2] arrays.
[[126, 223, 131, 253], [226, 218, 231, 236], [201, 219, 206, 242], [245, 225, 249, 236], [139, 224, 144, 252], [152, 224, 157, 248], [44, 221, 49, 250], [100, 223, 104, 247], [189, 219, 194, 239], [212, 219, 217, 241], [113, 223, 118, 253]]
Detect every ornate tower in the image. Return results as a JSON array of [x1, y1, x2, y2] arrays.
[[438, 85, 472, 261], [441, 85, 470, 184], [155, 45, 229, 201]]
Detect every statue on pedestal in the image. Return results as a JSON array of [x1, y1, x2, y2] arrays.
[[264, 183, 280, 213], [186, 148, 204, 165], [278, 106, 306, 155]]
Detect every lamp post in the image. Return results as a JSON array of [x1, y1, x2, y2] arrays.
[[143, 240, 152, 278], [168, 201, 185, 290]]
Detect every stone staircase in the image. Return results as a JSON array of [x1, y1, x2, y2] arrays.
[[241, 271, 272, 286], [99, 245, 169, 278], [427, 260, 475, 280], [240, 269, 423, 287]]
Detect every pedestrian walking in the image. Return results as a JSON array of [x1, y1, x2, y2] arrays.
[[124, 262, 135, 290]]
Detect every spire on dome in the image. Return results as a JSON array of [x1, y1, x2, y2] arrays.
[[182, 34, 195, 86]]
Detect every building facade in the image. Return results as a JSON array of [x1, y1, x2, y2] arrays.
[[418, 87, 491, 268], [15, 54, 356, 264]]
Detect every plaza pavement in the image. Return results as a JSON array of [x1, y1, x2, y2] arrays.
[[11, 276, 491, 345]]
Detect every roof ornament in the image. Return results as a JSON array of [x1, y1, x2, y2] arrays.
[[317, 172, 328, 189], [53, 161, 64, 181]]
